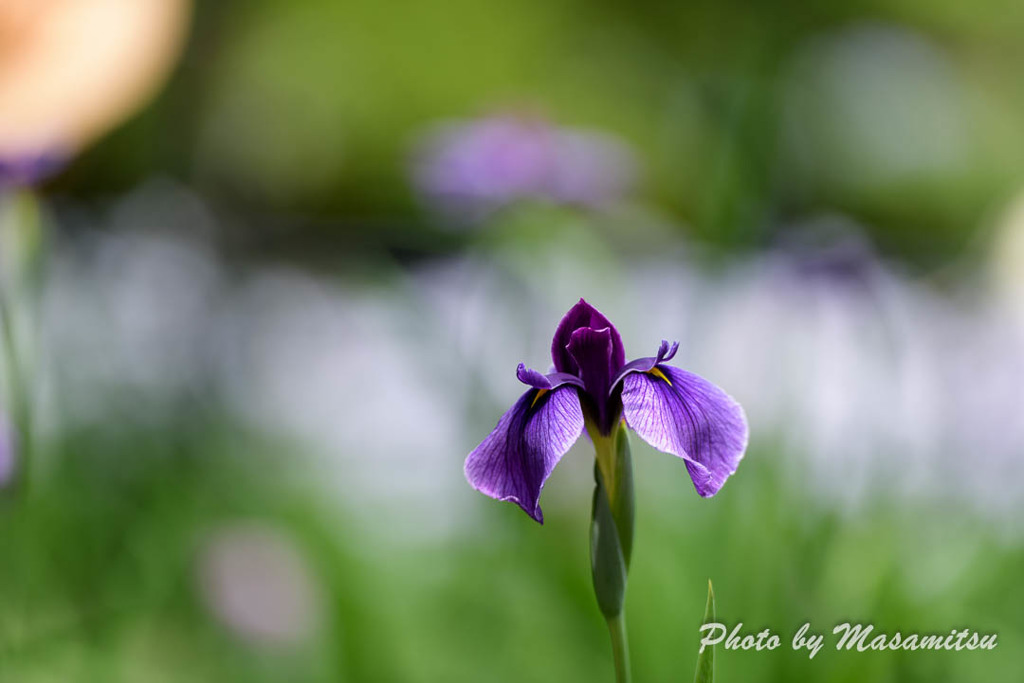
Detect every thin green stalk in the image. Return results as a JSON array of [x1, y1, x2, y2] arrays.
[[607, 613, 632, 683], [0, 189, 41, 497], [0, 296, 30, 493]]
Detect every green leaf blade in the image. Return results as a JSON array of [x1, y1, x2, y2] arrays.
[[694, 580, 716, 683]]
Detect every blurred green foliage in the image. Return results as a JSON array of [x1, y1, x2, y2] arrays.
[[53, 0, 1024, 267], [0, 428, 1020, 681]]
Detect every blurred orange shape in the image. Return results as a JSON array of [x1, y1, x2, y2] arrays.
[[0, 0, 191, 161]]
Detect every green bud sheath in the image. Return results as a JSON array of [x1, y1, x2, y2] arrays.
[[589, 420, 635, 682]]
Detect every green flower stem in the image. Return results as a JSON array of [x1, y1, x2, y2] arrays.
[[607, 612, 632, 683], [0, 296, 28, 491], [0, 190, 42, 497]]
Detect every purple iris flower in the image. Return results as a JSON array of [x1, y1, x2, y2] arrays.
[[412, 116, 637, 222], [465, 299, 748, 522]]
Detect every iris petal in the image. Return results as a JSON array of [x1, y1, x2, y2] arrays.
[[621, 365, 747, 497], [567, 325, 615, 389], [516, 363, 585, 391], [550, 299, 625, 376], [610, 340, 679, 390], [464, 385, 584, 523]]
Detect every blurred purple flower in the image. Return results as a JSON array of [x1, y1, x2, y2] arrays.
[[777, 216, 880, 286], [465, 299, 748, 522], [0, 413, 14, 486], [0, 153, 65, 192], [412, 116, 638, 221], [198, 522, 324, 646]]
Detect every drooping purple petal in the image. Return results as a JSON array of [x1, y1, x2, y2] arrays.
[[621, 364, 747, 497], [465, 385, 584, 523], [515, 363, 584, 391], [550, 299, 625, 376]]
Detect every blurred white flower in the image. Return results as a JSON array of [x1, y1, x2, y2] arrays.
[[38, 185, 1024, 536], [40, 181, 221, 427], [219, 269, 472, 541]]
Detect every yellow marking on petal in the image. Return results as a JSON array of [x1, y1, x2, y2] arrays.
[[647, 366, 672, 385], [531, 388, 549, 408]]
